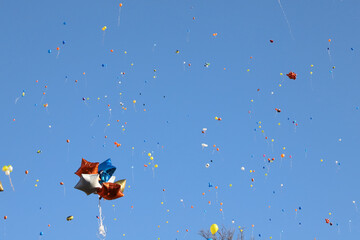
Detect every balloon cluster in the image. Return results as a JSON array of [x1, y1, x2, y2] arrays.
[[2, 165, 13, 176], [2, 165, 14, 191], [74, 158, 126, 200]]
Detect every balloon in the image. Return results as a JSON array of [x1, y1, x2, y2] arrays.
[[74, 174, 102, 195], [5, 170, 10, 176], [75, 158, 99, 177], [0, 181, 3, 192], [8, 165, 13, 172], [66, 216, 74, 221], [40, 232, 43, 236], [25, 170, 29, 174], [4, 216, 7, 220], [98, 159, 116, 184], [2, 166, 8, 172], [108, 176, 116, 183], [97, 182, 124, 200], [119, 3, 123, 7], [286, 72, 297, 80], [114, 179, 126, 193], [102, 26, 107, 31], [210, 224, 219, 235]]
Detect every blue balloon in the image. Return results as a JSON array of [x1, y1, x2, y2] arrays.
[[98, 159, 116, 184], [48, 49, 52, 53], [40, 232, 44, 236], [207, 239, 213, 240]]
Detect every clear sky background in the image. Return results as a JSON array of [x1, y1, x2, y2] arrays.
[[0, 0, 360, 239]]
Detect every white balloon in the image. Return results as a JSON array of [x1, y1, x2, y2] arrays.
[[241, 167, 245, 171], [8, 166, 13, 172], [5, 170, 10, 176], [205, 163, 210, 168], [108, 176, 116, 183]]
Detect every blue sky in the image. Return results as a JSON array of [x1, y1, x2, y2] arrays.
[[1, 0, 360, 239]]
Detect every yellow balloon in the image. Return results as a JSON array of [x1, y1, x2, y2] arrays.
[[102, 26, 107, 31], [210, 224, 219, 235], [2, 166, 8, 172]]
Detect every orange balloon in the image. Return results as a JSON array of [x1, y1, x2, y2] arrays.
[[66, 139, 70, 143], [25, 170, 29, 174], [60, 182, 64, 185], [56, 47, 60, 51], [281, 154, 285, 158], [4, 216, 7, 220], [119, 3, 123, 7]]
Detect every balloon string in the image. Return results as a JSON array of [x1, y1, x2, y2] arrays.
[[8, 175, 14, 191], [98, 199, 106, 238], [117, 8, 122, 26], [277, 0, 294, 40]]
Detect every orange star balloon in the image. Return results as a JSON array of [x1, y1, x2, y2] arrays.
[[97, 182, 124, 200], [75, 158, 99, 177]]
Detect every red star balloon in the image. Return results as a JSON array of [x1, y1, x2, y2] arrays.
[[97, 182, 124, 200], [75, 158, 99, 177]]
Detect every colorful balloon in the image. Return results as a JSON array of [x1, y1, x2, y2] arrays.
[[75, 158, 99, 177], [210, 224, 219, 235]]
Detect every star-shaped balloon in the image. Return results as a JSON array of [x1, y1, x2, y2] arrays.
[[97, 182, 124, 200], [98, 159, 116, 184], [74, 174, 102, 195], [75, 158, 99, 177], [115, 179, 126, 193]]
